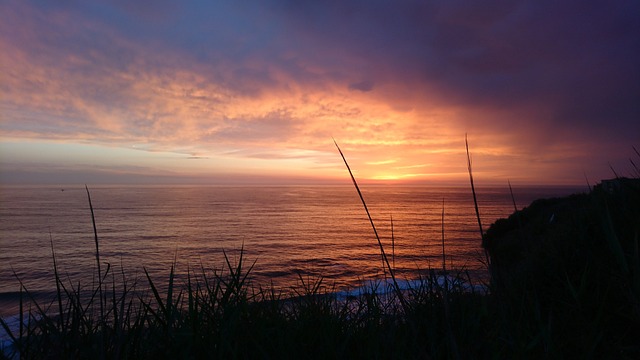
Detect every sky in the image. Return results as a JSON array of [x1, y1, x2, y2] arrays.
[[1, 0, 639, 186]]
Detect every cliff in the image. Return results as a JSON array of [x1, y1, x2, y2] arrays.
[[483, 178, 640, 355]]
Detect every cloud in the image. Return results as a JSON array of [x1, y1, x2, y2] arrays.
[[272, 0, 640, 138], [1, 0, 639, 184], [365, 159, 396, 166], [348, 80, 374, 92]]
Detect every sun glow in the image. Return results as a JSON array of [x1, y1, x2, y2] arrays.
[[371, 174, 403, 181]]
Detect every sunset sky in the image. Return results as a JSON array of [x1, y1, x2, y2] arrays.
[[1, 1, 639, 185]]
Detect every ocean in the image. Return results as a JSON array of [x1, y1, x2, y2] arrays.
[[0, 184, 583, 320]]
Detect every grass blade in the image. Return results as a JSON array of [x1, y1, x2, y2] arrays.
[[391, 214, 395, 272], [333, 139, 408, 311], [465, 134, 490, 266], [441, 198, 446, 275], [508, 180, 522, 229], [85, 185, 105, 324], [49, 230, 64, 330]]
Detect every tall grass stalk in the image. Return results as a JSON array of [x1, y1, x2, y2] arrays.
[[631, 146, 640, 177], [391, 215, 395, 272], [608, 162, 620, 178], [333, 139, 408, 311], [441, 198, 461, 360], [85, 185, 104, 326], [49, 232, 64, 332], [465, 134, 490, 267], [441, 198, 447, 276], [508, 180, 522, 229], [584, 172, 592, 192]]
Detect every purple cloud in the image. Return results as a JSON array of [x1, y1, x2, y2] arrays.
[[348, 80, 374, 92]]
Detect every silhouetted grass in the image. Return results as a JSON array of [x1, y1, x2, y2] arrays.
[[1, 247, 485, 358]]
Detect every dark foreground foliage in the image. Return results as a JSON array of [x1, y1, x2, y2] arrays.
[[2, 178, 639, 359], [485, 177, 640, 358]]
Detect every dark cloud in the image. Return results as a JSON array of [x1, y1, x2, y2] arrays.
[[270, 0, 640, 139], [348, 80, 374, 92]]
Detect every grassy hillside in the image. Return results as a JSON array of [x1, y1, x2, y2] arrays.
[[484, 178, 640, 357]]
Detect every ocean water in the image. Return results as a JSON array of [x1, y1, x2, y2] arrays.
[[0, 184, 582, 319]]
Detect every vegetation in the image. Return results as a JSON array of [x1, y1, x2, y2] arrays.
[[483, 177, 640, 358], [1, 146, 639, 359]]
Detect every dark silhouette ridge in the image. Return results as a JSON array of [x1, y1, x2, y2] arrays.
[[484, 178, 640, 356]]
